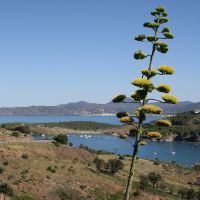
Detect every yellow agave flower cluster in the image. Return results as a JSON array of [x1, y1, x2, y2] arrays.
[[157, 65, 174, 75], [140, 105, 163, 114], [135, 109, 146, 121], [131, 90, 147, 102], [112, 94, 126, 103], [162, 94, 178, 104], [139, 65, 174, 79], [129, 128, 139, 136], [116, 112, 129, 118], [131, 78, 151, 88], [156, 119, 171, 127], [156, 84, 171, 93], [139, 141, 147, 146], [116, 112, 134, 125], [120, 116, 134, 124], [119, 134, 128, 140], [147, 132, 162, 139], [141, 69, 157, 78]]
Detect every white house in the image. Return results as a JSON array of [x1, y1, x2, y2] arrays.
[[194, 109, 200, 114]]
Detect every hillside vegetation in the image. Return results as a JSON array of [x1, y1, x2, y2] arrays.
[[144, 111, 200, 142], [0, 142, 199, 200]]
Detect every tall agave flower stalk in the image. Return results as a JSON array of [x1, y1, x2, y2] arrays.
[[112, 5, 178, 200]]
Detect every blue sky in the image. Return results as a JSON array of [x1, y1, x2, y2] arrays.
[[0, 0, 199, 107]]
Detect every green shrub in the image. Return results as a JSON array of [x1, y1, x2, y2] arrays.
[[118, 155, 125, 160], [196, 190, 200, 200], [148, 172, 162, 188], [54, 134, 68, 145], [51, 169, 56, 173], [178, 189, 187, 199], [108, 159, 124, 175], [0, 183, 14, 196], [69, 142, 73, 147], [186, 188, 196, 200], [153, 158, 161, 165], [21, 154, 29, 159], [47, 166, 53, 171], [139, 175, 149, 190], [10, 125, 31, 134], [1, 123, 7, 128], [132, 190, 141, 198], [93, 157, 106, 173], [47, 166, 56, 173], [3, 161, 9, 166], [52, 141, 61, 147], [0, 166, 5, 174], [12, 131, 20, 137], [21, 169, 29, 175]]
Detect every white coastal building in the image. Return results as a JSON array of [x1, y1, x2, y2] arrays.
[[194, 109, 200, 114]]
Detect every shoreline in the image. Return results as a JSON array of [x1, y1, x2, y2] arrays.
[[32, 132, 200, 145]]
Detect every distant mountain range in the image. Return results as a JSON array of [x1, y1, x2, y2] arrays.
[[0, 100, 199, 116]]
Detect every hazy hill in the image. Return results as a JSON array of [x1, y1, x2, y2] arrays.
[[0, 100, 199, 116]]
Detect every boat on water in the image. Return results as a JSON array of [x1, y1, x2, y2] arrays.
[[153, 152, 158, 155], [170, 151, 176, 155]]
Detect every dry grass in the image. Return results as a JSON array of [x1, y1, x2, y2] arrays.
[[0, 143, 198, 200]]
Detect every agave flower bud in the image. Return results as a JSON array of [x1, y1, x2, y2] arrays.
[[156, 119, 172, 127], [120, 116, 134, 124], [154, 42, 168, 53], [134, 50, 146, 60], [154, 42, 168, 48], [162, 12, 168, 17], [162, 27, 170, 33], [149, 22, 159, 29], [112, 94, 126, 103], [157, 66, 174, 75], [151, 10, 159, 16], [129, 128, 139, 136], [162, 94, 178, 104], [135, 34, 146, 41], [154, 18, 159, 23], [139, 141, 147, 146], [131, 89, 147, 102], [135, 109, 146, 121], [157, 46, 168, 54], [116, 112, 129, 118], [119, 134, 128, 140], [143, 22, 159, 29], [163, 32, 174, 39], [143, 22, 151, 27], [141, 69, 158, 78], [147, 132, 162, 139], [131, 78, 152, 88], [147, 36, 156, 42], [156, 5, 166, 13], [156, 84, 171, 93], [140, 105, 163, 114], [159, 17, 168, 24]]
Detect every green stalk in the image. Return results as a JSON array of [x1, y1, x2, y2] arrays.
[[124, 25, 159, 200], [124, 122, 142, 200]]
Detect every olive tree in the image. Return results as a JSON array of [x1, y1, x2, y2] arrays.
[[112, 5, 177, 200], [148, 172, 162, 188]]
